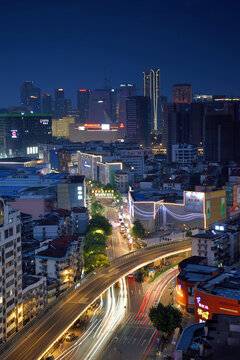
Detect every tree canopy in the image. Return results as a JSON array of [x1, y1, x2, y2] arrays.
[[90, 200, 106, 216], [87, 214, 112, 236], [130, 219, 145, 239], [84, 253, 109, 272], [149, 303, 182, 334]]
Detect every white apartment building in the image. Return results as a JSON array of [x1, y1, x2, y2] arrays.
[[172, 144, 198, 164], [0, 199, 23, 342], [191, 229, 239, 267], [22, 275, 46, 325], [114, 171, 130, 193], [35, 235, 81, 293]]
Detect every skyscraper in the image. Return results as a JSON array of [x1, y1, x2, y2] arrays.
[[204, 113, 234, 162], [77, 89, 90, 122], [54, 88, 65, 118], [20, 81, 41, 113], [143, 69, 160, 132], [162, 103, 191, 161], [88, 89, 112, 123], [42, 93, 52, 114], [172, 84, 192, 103], [119, 84, 136, 127], [126, 96, 150, 145]]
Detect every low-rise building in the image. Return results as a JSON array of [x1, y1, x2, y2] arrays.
[[194, 269, 240, 322], [114, 170, 131, 194], [35, 235, 82, 292], [22, 274, 46, 326], [71, 207, 89, 234], [57, 175, 86, 210], [176, 257, 221, 311], [175, 314, 240, 360], [191, 228, 239, 266], [172, 144, 198, 164]]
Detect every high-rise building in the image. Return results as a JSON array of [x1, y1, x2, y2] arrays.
[[42, 93, 52, 114], [119, 84, 136, 127], [20, 81, 41, 113], [88, 89, 112, 123], [162, 103, 191, 161], [54, 88, 65, 118], [0, 114, 52, 157], [77, 89, 90, 122], [172, 84, 192, 103], [126, 96, 150, 145], [0, 199, 23, 341], [143, 69, 160, 132], [204, 113, 235, 162]]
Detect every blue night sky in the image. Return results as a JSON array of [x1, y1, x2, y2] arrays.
[[0, 0, 239, 107]]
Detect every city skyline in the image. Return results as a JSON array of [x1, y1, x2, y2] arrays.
[[1, 0, 240, 107]]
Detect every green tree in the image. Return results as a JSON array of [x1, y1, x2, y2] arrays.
[[90, 200, 106, 216], [83, 232, 107, 256], [130, 219, 145, 239], [149, 303, 182, 334], [103, 183, 115, 191], [186, 230, 192, 237], [87, 214, 112, 236], [85, 253, 109, 273]]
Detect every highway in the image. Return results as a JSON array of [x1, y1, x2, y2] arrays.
[[0, 240, 191, 360]]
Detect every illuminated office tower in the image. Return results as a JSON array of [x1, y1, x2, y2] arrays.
[[143, 69, 160, 132], [20, 81, 41, 113]]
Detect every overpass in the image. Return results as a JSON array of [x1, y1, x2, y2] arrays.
[[0, 239, 191, 360]]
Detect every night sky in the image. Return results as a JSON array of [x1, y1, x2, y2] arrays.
[[0, 0, 240, 107]]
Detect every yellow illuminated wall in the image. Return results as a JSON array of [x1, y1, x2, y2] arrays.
[[52, 117, 75, 138], [205, 189, 226, 227]]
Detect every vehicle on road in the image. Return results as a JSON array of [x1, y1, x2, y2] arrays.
[[127, 274, 134, 279], [66, 333, 76, 342]]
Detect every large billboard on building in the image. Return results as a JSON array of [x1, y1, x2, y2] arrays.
[[184, 192, 204, 213], [205, 190, 226, 227]]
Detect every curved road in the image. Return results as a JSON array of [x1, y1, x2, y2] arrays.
[[1, 240, 191, 360]]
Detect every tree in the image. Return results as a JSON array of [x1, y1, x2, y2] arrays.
[[130, 219, 145, 239], [149, 303, 182, 334], [83, 232, 107, 255], [87, 214, 112, 236], [84, 253, 109, 273], [90, 201, 106, 216]]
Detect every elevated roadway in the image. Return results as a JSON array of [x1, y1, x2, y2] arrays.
[[1, 239, 191, 360]]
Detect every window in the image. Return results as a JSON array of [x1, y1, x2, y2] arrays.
[[5, 241, 13, 249], [6, 250, 14, 259], [8, 228, 13, 237], [16, 224, 20, 233], [4, 230, 8, 239]]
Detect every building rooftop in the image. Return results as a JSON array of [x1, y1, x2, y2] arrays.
[[176, 314, 240, 360], [36, 235, 78, 259], [178, 256, 207, 271], [192, 230, 228, 240], [198, 269, 240, 301]]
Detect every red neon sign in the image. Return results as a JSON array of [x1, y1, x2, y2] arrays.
[[120, 123, 124, 128], [79, 89, 87, 92], [83, 123, 101, 128]]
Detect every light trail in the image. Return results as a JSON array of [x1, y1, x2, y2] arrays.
[[55, 279, 127, 360]]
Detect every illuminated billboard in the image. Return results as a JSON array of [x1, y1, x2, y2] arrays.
[[184, 192, 204, 213]]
